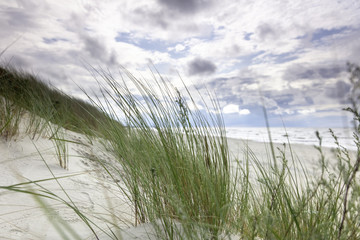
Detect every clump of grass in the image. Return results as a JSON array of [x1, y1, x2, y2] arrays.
[[229, 63, 360, 240], [74, 64, 360, 239], [0, 66, 23, 139], [0, 96, 24, 140], [89, 67, 233, 239], [25, 112, 51, 140], [49, 125, 69, 170], [0, 65, 111, 138], [336, 62, 360, 240]]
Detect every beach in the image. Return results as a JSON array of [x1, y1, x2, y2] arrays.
[[1, 120, 355, 240]]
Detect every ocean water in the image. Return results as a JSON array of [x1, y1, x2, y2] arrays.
[[225, 127, 357, 151]]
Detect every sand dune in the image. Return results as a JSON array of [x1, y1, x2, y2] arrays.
[[0, 119, 354, 239]]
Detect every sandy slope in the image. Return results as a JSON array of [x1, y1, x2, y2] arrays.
[[0, 119, 353, 239], [0, 121, 134, 239]]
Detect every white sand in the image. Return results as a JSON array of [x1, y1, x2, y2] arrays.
[[227, 137, 358, 188], [228, 137, 342, 172], [0, 120, 355, 239], [0, 120, 133, 239]]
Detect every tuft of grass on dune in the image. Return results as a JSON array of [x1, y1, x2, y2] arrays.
[[88, 66, 234, 239], [0, 65, 114, 139], [0, 94, 24, 140]]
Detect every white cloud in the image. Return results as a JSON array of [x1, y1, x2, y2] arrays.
[[239, 109, 251, 115], [223, 104, 239, 114], [272, 108, 295, 115], [298, 108, 316, 115], [174, 44, 185, 52], [223, 104, 250, 115]]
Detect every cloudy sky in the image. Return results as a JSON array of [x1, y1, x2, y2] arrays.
[[1, 0, 360, 127]]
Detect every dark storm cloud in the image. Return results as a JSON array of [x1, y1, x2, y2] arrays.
[[208, 76, 255, 89], [283, 64, 344, 81], [188, 58, 216, 75], [157, 0, 213, 14], [83, 36, 106, 58], [318, 66, 344, 79], [130, 5, 210, 33], [326, 80, 351, 99], [132, 7, 169, 29], [81, 35, 118, 66], [265, 93, 294, 107], [256, 23, 279, 41], [194, 76, 256, 104]]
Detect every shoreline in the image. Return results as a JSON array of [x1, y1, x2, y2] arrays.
[[224, 126, 357, 151]]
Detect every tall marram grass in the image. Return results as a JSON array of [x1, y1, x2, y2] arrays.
[[0, 64, 113, 170], [229, 63, 360, 240], [88, 64, 360, 239], [0, 65, 110, 138], [0, 96, 24, 140], [89, 67, 233, 239]]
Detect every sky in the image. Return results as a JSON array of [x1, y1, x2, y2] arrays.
[[1, 0, 360, 128]]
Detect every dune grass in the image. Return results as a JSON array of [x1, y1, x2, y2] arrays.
[[81, 64, 359, 239], [0, 63, 359, 239], [0, 64, 115, 169], [0, 95, 24, 140], [0, 65, 110, 138], [87, 66, 233, 239]]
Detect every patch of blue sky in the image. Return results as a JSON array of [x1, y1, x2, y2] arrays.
[[225, 107, 323, 127], [244, 32, 253, 41], [295, 34, 308, 40], [151, 62, 171, 74], [294, 26, 350, 44], [115, 32, 132, 43], [267, 52, 299, 64], [222, 106, 264, 127], [42, 37, 68, 44], [242, 51, 265, 64], [137, 38, 169, 52], [311, 27, 349, 43], [115, 32, 169, 52], [168, 49, 187, 59]]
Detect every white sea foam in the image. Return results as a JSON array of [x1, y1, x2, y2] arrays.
[[225, 127, 357, 150]]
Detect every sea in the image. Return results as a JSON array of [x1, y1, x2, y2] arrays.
[[224, 127, 358, 151]]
